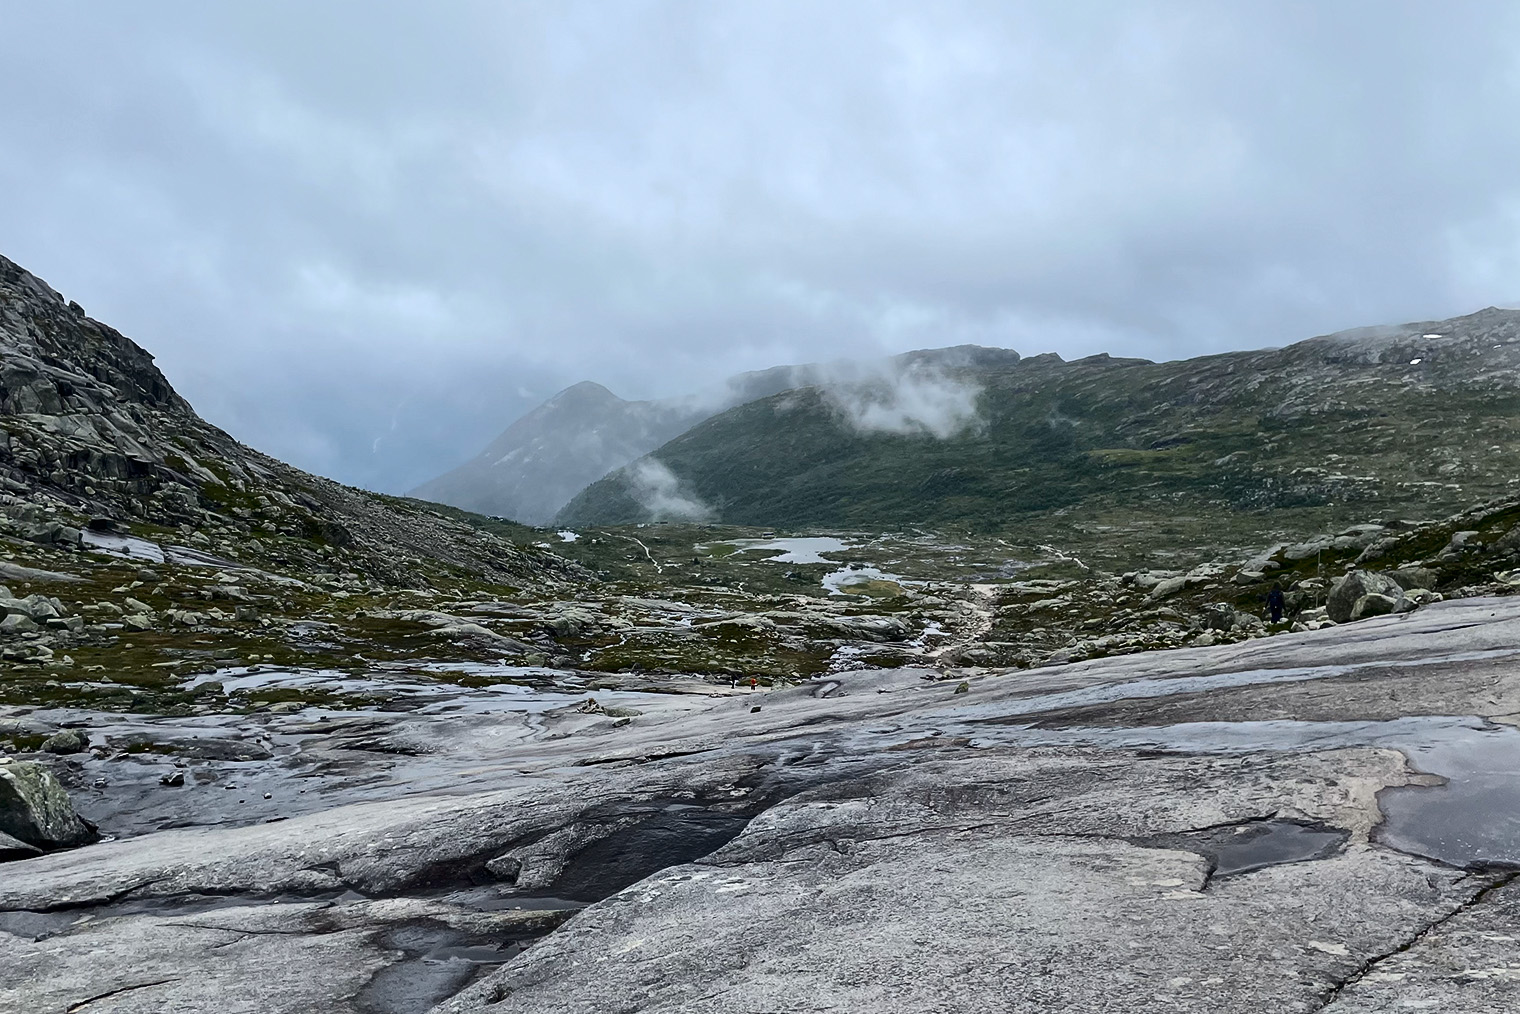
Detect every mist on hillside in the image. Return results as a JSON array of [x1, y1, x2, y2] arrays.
[[624, 458, 713, 522], [818, 362, 985, 439]]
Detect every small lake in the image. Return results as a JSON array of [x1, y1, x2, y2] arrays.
[[715, 537, 852, 565]]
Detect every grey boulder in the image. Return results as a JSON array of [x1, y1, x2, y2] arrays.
[[1327, 570, 1413, 624], [0, 759, 97, 849], [0, 614, 39, 635], [41, 728, 89, 754]]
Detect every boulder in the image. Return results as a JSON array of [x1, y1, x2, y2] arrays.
[[1390, 567, 1439, 590], [0, 717, 52, 740], [23, 522, 82, 547], [1350, 594, 1402, 621], [0, 597, 28, 617], [0, 614, 39, 635], [1327, 570, 1410, 624], [1201, 603, 1236, 631], [1233, 611, 1266, 632], [1436, 530, 1481, 563], [1282, 538, 1332, 562], [0, 759, 96, 849], [1148, 576, 1188, 601], [41, 728, 88, 754], [1124, 570, 1180, 591], [430, 621, 532, 650], [1355, 537, 1399, 564], [1493, 526, 1520, 556], [22, 594, 62, 620], [543, 607, 601, 638]]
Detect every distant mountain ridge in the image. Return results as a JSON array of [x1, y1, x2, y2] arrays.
[[410, 346, 1020, 523], [557, 308, 1520, 547], [410, 380, 697, 524]]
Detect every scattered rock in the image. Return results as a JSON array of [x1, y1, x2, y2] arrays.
[[1404, 587, 1443, 606]]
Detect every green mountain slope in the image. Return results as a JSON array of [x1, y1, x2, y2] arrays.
[[559, 308, 1520, 565]]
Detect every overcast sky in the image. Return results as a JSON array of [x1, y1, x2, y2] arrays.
[[4, 1, 1520, 492]]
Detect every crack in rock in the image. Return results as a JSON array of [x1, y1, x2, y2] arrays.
[[1312, 870, 1520, 1009], [65, 977, 180, 1012]]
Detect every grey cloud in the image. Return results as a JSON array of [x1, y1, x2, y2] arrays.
[[624, 458, 713, 522], [2, 2, 1520, 491], [817, 361, 984, 439]]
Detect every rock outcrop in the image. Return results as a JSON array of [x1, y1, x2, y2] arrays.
[[7, 597, 1520, 1011]]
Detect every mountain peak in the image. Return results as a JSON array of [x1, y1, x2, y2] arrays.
[[549, 380, 624, 406]]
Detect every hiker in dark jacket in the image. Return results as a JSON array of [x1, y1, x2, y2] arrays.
[[1267, 583, 1286, 624]]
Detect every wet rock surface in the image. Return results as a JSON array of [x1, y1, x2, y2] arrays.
[[1, 596, 1519, 1012]]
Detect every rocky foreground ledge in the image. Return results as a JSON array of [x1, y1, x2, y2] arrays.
[[4, 597, 1520, 1013]]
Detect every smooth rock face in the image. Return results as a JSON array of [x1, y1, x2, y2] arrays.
[[0, 760, 95, 849], [5, 597, 1520, 1012]]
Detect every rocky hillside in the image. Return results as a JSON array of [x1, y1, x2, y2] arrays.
[[560, 308, 1520, 562], [0, 253, 573, 590]]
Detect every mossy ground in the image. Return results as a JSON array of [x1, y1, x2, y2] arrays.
[[11, 483, 1520, 719]]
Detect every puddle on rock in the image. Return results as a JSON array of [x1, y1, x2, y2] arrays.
[[1376, 727, 1520, 869], [545, 803, 754, 902], [356, 923, 528, 1014], [928, 715, 1520, 873], [1134, 819, 1348, 877]]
